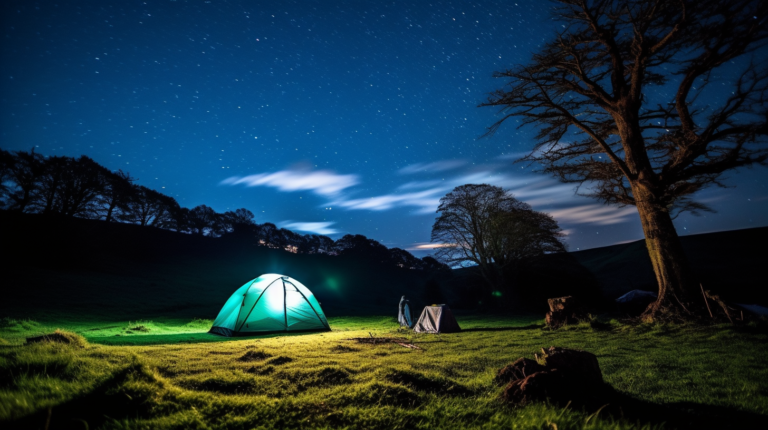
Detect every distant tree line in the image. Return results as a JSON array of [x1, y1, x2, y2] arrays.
[[0, 148, 446, 271]]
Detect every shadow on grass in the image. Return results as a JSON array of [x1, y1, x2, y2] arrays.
[[553, 384, 768, 430], [461, 324, 544, 332], [86, 330, 323, 346], [13, 361, 159, 430]]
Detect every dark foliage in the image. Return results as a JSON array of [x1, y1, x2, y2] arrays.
[[0, 149, 435, 271], [431, 184, 566, 297]]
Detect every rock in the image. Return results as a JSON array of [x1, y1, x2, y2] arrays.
[[495, 357, 545, 386]]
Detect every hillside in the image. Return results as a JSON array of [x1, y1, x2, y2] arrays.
[[2, 211, 766, 324], [448, 225, 768, 310], [0, 211, 439, 323], [565, 226, 768, 305]]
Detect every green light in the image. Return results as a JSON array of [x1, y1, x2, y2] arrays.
[[492, 291, 503, 297]]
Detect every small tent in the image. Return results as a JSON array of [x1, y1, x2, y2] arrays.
[[615, 289, 657, 316], [413, 305, 461, 333], [398, 296, 413, 328], [210, 274, 330, 336]]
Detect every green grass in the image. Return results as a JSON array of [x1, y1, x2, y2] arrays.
[[1, 315, 767, 429]]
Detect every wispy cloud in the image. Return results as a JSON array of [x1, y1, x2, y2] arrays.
[[547, 204, 637, 226], [399, 160, 466, 175], [330, 188, 443, 213], [407, 242, 454, 250], [221, 169, 359, 196], [280, 221, 338, 235]]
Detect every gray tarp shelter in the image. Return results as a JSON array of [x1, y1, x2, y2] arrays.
[[616, 290, 657, 303], [413, 305, 461, 333]]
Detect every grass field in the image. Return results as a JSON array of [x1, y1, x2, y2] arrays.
[[3, 214, 768, 429], [2, 315, 767, 430]]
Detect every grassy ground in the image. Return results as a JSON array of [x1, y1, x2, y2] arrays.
[[2, 315, 767, 430]]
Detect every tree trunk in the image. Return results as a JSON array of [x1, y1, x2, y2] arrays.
[[632, 185, 703, 322]]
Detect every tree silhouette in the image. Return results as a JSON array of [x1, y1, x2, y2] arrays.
[[431, 184, 565, 297], [97, 169, 135, 223], [1, 148, 45, 212], [120, 185, 172, 227], [222, 208, 256, 236], [188, 205, 220, 236], [481, 0, 768, 321], [333, 234, 391, 263], [52, 156, 105, 217]]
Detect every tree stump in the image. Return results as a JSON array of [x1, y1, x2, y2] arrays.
[[500, 346, 603, 405], [495, 357, 545, 386], [545, 296, 587, 328]]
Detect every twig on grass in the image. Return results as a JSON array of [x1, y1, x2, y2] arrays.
[[345, 336, 423, 350], [700, 283, 713, 318]]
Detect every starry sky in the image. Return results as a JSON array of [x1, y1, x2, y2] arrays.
[[2, 0, 767, 256]]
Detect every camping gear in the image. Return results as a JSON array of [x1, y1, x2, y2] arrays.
[[615, 289, 657, 316], [413, 304, 461, 333], [398, 295, 413, 328], [209, 273, 330, 336]]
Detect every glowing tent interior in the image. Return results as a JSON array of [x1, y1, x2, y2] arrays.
[[209, 274, 330, 336]]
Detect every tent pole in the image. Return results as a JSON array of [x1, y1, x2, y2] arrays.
[[286, 280, 330, 330], [235, 278, 281, 332], [283, 279, 288, 331]]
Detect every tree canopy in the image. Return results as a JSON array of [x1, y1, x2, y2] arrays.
[[431, 184, 565, 293]]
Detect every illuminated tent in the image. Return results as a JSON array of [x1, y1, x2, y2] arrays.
[[209, 274, 330, 336], [413, 305, 461, 334]]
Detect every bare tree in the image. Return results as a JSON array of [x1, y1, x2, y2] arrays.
[[431, 184, 565, 297], [481, 0, 768, 321]]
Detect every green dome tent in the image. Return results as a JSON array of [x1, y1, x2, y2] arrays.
[[209, 274, 330, 336]]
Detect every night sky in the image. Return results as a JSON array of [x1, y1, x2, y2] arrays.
[[2, 0, 767, 255]]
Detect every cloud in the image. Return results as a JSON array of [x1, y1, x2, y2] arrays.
[[280, 221, 339, 235], [221, 169, 359, 196], [547, 204, 637, 226], [407, 242, 454, 250], [496, 151, 531, 161], [399, 160, 466, 175], [330, 188, 443, 213]]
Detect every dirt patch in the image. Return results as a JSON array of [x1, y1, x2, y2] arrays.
[[244, 365, 275, 376], [238, 350, 272, 362], [267, 356, 293, 366], [128, 325, 150, 332], [330, 345, 359, 353]]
